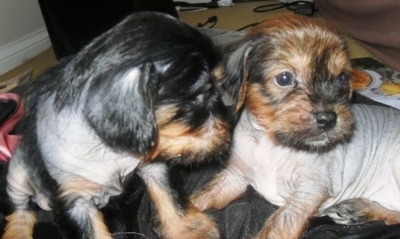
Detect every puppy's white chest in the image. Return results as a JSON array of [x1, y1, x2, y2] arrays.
[[230, 110, 321, 206]]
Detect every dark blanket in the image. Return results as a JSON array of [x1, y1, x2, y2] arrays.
[[0, 93, 400, 239], [0, 161, 400, 239]]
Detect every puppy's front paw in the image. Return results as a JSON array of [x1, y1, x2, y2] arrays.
[[323, 198, 377, 225], [180, 212, 220, 239], [323, 198, 400, 225]]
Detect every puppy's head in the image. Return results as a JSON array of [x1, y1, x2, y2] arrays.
[[59, 12, 237, 164], [222, 14, 355, 152]]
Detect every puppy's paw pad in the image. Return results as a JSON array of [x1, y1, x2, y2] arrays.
[[322, 198, 373, 225]]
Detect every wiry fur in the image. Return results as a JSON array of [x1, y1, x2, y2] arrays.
[[190, 14, 400, 239], [3, 12, 241, 239]]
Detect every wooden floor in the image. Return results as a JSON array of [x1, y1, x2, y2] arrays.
[[0, 47, 58, 84]]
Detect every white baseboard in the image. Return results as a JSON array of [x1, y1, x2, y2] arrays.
[[0, 28, 51, 75]]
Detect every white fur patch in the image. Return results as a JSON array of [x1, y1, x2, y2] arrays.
[[36, 99, 140, 201]]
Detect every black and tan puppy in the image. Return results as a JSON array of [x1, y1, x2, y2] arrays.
[[3, 12, 238, 239], [191, 14, 362, 238]]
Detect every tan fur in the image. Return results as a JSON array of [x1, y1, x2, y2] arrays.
[[150, 118, 230, 164], [254, 192, 329, 239], [154, 105, 179, 127], [361, 204, 400, 225], [3, 210, 36, 239], [190, 163, 247, 211], [58, 177, 104, 199], [212, 65, 225, 85], [92, 212, 113, 239], [145, 170, 220, 239]]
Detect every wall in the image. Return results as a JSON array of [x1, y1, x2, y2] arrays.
[[0, 0, 51, 74]]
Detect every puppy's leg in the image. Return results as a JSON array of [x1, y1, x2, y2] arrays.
[[254, 186, 329, 239], [190, 166, 248, 211], [3, 210, 36, 239], [140, 163, 220, 239], [323, 198, 400, 225], [3, 150, 38, 239], [58, 178, 112, 239]]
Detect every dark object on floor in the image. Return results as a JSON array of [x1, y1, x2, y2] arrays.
[[38, 0, 178, 59]]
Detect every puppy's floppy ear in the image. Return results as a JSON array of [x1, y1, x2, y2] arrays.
[[220, 42, 252, 112], [84, 63, 158, 154]]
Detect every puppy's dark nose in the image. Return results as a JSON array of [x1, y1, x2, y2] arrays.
[[315, 111, 337, 130]]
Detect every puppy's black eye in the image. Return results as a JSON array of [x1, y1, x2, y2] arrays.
[[275, 72, 295, 87]]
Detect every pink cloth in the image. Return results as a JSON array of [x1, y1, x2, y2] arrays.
[[0, 93, 23, 162]]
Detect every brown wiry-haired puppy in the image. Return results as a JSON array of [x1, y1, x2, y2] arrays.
[[191, 14, 361, 238], [2, 12, 241, 239]]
